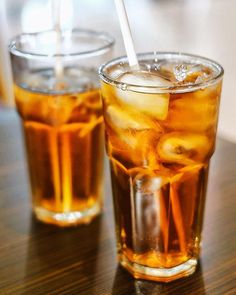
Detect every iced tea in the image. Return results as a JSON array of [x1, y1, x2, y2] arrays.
[[99, 53, 223, 281], [10, 29, 114, 226], [14, 68, 104, 226]]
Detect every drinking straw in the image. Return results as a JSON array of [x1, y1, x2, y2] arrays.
[[50, 0, 75, 212], [51, 0, 64, 79], [114, 0, 139, 69]]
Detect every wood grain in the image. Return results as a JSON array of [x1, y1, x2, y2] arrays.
[[0, 107, 235, 295]]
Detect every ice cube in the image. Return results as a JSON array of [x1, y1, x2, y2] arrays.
[[117, 70, 172, 87], [157, 132, 211, 164], [116, 71, 171, 120], [107, 128, 160, 169], [106, 105, 154, 130], [173, 64, 188, 82], [165, 83, 221, 132], [126, 130, 160, 168], [175, 64, 213, 84]]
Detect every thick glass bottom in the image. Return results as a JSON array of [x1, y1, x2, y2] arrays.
[[119, 253, 197, 282], [34, 202, 101, 227]]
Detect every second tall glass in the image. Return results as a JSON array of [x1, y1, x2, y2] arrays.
[[10, 29, 114, 226]]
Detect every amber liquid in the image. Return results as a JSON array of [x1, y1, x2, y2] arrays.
[[15, 83, 104, 226], [101, 75, 222, 280]]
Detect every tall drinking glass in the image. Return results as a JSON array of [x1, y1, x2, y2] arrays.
[[99, 52, 223, 282], [9, 29, 114, 226]]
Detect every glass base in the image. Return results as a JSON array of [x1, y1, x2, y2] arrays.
[[119, 253, 197, 282], [34, 202, 101, 227]]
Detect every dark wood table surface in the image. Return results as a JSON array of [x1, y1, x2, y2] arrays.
[[0, 108, 235, 295], [0, 108, 236, 295]]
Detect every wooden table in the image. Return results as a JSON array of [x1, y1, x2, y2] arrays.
[[0, 108, 235, 295]]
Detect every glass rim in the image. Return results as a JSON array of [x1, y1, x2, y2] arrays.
[[9, 28, 115, 60], [99, 51, 224, 93]]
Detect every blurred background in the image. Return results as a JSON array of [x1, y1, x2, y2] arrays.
[[1, 0, 236, 142]]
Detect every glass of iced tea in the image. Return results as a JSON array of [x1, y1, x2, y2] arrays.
[[9, 29, 114, 226], [99, 52, 223, 282]]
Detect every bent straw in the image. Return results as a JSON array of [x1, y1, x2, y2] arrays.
[[114, 0, 139, 69]]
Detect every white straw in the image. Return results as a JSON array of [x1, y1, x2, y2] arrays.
[[114, 0, 139, 69], [51, 0, 64, 80]]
